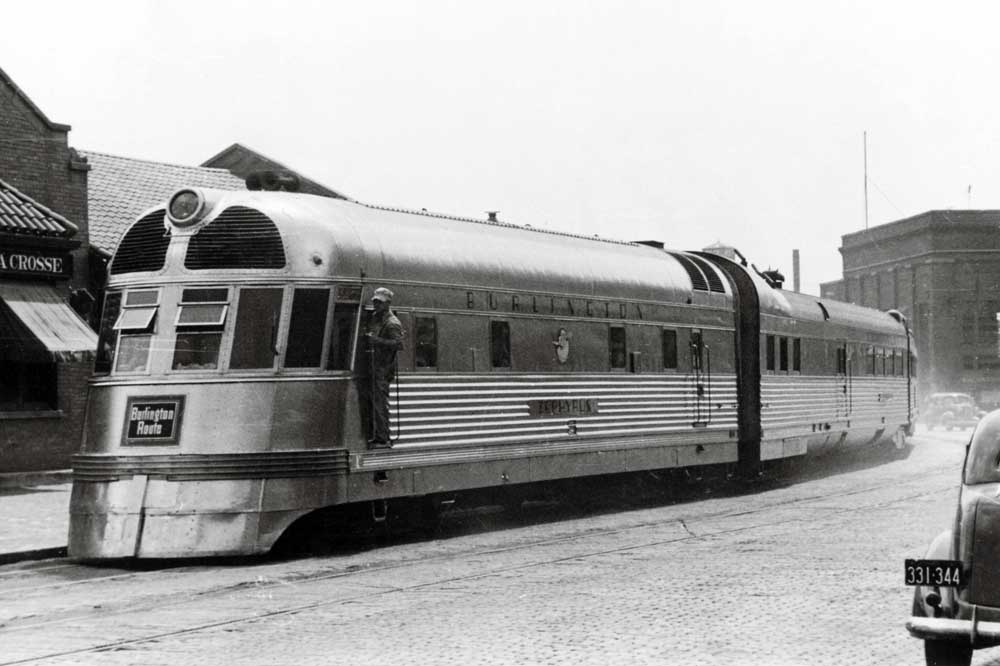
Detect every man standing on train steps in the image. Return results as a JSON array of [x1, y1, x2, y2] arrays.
[[365, 287, 404, 448]]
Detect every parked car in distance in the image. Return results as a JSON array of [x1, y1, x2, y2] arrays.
[[907, 409, 1000, 665], [921, 393, 986, 431]]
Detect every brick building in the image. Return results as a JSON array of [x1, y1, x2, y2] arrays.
[[0, 67, 98, 472], [1, 65, 345, 473], [828, 210, 1000, 407]]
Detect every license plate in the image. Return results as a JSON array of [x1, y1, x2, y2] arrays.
[[905, 559, 963, 587]]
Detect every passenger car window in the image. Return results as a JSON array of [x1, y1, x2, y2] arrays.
[[765, 335, 775, 371], [609, 326, 627, 369], [491, 320, 511, 368], [662, 329, 678, 369], [415, 316, 438, 368]]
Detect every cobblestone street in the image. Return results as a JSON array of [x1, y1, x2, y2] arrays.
[[1, 431, 991, 665]]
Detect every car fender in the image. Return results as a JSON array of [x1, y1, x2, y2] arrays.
[[912, 529, 958, 618]]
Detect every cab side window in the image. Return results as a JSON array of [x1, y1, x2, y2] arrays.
[[172, 288, 229, 371], [285, 288, 330, 368], [94, 292, 122, 375], [230, 288, 283, 370], [114, 289, 159, 373]]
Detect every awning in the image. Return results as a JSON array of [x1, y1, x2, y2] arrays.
[[0, 282, 98, 362]]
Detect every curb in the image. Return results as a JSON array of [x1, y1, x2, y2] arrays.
[[0, 546, 67, 566], [0, 469, 72, 489]]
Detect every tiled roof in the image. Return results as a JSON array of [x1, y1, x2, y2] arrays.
[[81, 150, 246, 254], [0, 177, 78, 238]]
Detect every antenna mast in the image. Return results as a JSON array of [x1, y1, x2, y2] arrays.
[[863, 131, 869, 230]]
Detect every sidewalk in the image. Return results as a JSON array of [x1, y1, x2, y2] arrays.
[[0, 470, 72, 563]]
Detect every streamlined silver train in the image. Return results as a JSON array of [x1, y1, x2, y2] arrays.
[[69, 186, 914, 558]]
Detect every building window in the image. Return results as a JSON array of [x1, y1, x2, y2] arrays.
[[491, 321, 511, 368], [114, 289, 159, 373], [792, 338, 801, 372], [609, 326, 627, 369], [172, 288, 229, 371], [765, 335, 776, 371], [285, 288, 330, 368], [0, 361, 57, 411], [662, 329, 678, 369], [230, 288, 283, 370], [415, 316, 438, 368], [779, 337, 788, 371]]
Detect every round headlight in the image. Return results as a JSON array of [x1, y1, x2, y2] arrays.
[[168, 189, 204, 226]]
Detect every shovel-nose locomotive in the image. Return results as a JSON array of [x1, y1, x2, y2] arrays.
[[69, 187, 915, 558]]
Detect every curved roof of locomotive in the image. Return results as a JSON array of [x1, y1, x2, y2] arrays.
[[779, 288, 907, 337], [165, 190, 728, 304], [697, 252, 906, 338]]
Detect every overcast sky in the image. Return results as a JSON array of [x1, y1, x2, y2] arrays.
[[4, 1, 998, 295]]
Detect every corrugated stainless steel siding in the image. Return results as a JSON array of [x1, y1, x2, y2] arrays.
[[389, 374, 739, 447], [760, 374, 909, 429]]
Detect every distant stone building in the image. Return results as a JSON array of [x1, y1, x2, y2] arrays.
[[835, 210, 1000, 406]]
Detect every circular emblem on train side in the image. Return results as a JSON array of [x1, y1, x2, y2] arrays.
[[553, 328, 571, 364]]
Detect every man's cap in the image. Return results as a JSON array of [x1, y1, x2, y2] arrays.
[[372, 287, 394, 302]]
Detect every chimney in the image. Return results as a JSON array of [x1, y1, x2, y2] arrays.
[[793, 249, 800, 293]]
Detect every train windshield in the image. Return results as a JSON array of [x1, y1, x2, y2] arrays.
[[94, 284, 359, 375]]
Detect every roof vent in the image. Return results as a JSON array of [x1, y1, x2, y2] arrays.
[[667, 252, 709, 292], [487, 211, 499, 222], [687, 255, 726, 293]]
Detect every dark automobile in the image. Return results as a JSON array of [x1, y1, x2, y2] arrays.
[[907, 410, 1000, 665], [922, 393, 985, 431]]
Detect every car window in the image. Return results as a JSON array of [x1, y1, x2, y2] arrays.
[[964, 412, 1000, 484]]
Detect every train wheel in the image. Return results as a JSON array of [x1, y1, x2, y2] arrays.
[[924, 640, 971, 666]]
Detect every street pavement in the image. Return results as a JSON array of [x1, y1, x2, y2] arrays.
[[0, 472, 70, 561], [0, 426, 992, 665]]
